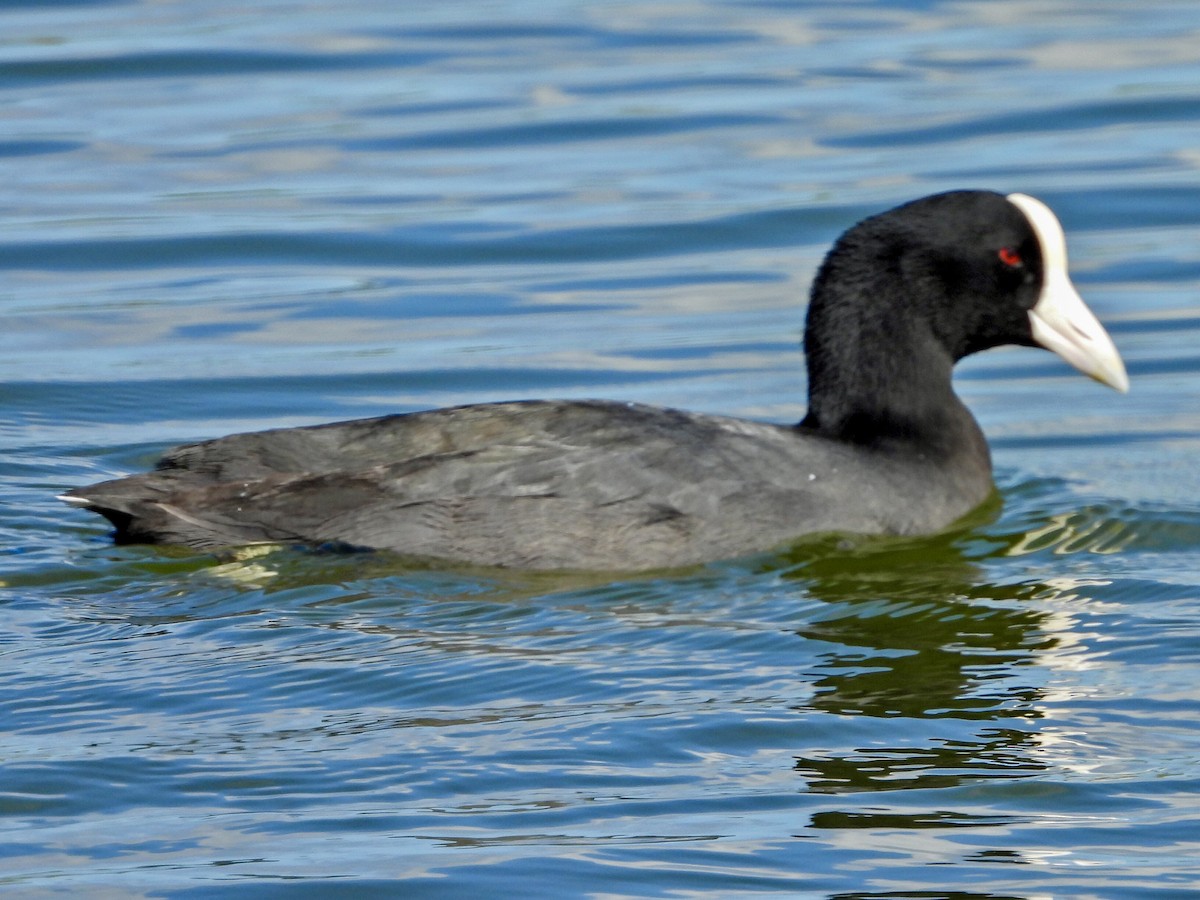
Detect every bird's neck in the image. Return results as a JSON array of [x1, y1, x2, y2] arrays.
[[799, 316, 988, 467]]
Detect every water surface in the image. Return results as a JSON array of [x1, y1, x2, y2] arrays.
[[5, 1, 1200, 896]]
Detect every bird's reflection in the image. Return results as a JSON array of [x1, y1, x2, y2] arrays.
[[767, 515, 1062, 795]]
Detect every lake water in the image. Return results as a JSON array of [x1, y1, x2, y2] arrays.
[[5, 1, 1200, 896]]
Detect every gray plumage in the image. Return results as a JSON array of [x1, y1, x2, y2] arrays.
[[65, 399, 991, 569]]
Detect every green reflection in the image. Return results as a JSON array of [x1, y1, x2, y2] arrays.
[[772, 520, 1062, 796], [795, 727, 1047, 794], [781, 527, 1051, 721]]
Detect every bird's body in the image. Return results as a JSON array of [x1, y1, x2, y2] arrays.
[[62, 190, 1128, 571], [69, 398, 991, 569]]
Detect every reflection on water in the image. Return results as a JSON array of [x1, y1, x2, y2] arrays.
[[1007, 510, 1137, 555], [1003, 502, 1200, 557], [778, 532, 1048, 796], [798, 724, 1048, 795]]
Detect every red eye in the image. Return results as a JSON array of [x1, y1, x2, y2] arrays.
[[998, 247, 1023, 268]]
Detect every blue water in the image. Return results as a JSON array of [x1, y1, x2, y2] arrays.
[[5, 1, 1200, 896]]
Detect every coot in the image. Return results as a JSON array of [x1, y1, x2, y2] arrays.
[[61, 191, 1128, 570]]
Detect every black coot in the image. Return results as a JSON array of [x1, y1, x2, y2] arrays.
[[61, 191, 1128, 570]]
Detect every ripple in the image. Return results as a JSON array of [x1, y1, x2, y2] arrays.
[[0, 48, 440, 85], [827, 94, 1200, 149], [994, 488, 1200, 558], [0, 204, 849, 271]]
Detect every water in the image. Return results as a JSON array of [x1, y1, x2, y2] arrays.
[[4, 0, 1200, 896]]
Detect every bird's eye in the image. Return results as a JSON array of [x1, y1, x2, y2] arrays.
[[998, 247, 1023, 268]]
